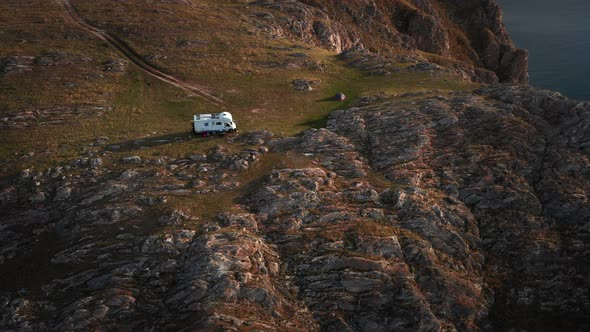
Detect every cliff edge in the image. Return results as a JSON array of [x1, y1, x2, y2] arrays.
[[254, 0, 528, 83]]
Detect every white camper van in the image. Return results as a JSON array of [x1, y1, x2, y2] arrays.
[[193, 112, 236, 136]]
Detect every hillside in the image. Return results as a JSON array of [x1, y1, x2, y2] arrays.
[[1, 0, 588, 331]]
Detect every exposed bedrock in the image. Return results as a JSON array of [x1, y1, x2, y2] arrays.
[[1, 86, 589, 330]]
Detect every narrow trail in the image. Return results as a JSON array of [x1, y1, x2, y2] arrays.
[[59, 0, 226, 108]]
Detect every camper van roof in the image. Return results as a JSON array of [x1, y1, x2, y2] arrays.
[[194, 112, 233, 121], [219, 112, 232, 120]]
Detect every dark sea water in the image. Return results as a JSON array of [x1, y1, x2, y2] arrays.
[[497, 0, 590, 101]]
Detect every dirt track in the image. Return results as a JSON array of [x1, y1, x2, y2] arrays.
[[59, 0, 226, 107]]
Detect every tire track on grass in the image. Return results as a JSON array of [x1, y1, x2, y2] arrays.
[[59, 0, 226, 108]]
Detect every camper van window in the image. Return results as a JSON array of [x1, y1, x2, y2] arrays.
[[204, 123, 209, 126], [216, 122, 222, 126], [225, 123, 230, 127]]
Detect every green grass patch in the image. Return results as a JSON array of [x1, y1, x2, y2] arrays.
[[0, 0, 476, 177]]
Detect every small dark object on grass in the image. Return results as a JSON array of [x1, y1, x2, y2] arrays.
[[333, 92, 347, 101]]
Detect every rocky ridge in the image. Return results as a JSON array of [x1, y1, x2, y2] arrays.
[[2, 85, 589, 330]]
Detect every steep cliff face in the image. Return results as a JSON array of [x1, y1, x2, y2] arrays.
[[253, 0, 528, 83]]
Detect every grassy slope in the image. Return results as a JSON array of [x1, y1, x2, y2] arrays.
[[0, 0, 475, 177]]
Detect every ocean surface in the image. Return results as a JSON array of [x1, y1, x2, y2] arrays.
[[497, 0, 590, 101]]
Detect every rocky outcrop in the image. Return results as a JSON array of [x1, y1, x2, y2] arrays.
[[250, 0, 358, 53], [0, 105, 113, 129], [323, 86, 590, 329], [0, 56, 35, 75], [250, 0, 528, 83], [339, 47, 500, 84], [445, 0, 529, 83], [2, 87, 589, 330]]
